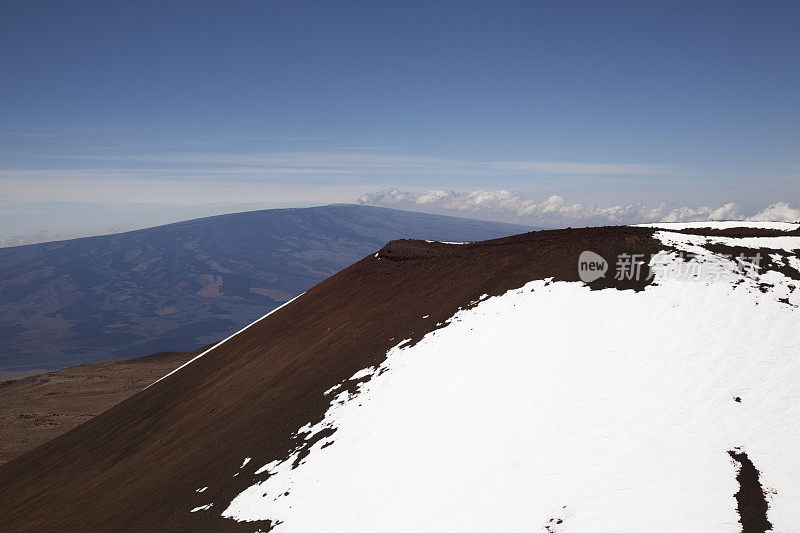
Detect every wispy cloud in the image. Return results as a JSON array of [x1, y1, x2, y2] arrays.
[[0, 149, 681, 205], [358, 189, 800, 226], [4, 148, 674, 179], [48, 151, 671, 175], [486, 161, 670, 175], [0, 175, 362, 205]]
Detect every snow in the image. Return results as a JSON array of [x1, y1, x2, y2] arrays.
[[196, 486, 207, 493], [323, 383, 342, 396], [216, 232, 800, 531], [654, 229, 800, 254], [148, 293, 304, 388], [349, 367, 376, 381], [191, 504, 213, 512], [706, 235, 800, 252], [637, 221, 799, 231], [240, 457, 251, 469]]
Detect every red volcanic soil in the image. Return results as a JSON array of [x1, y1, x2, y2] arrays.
[[0, 227, 662, 532]]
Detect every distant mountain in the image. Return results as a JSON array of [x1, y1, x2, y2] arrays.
[[0, 204, 532, 372], [2, 223, 798, 531]]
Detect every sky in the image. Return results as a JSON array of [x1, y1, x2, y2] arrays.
[[1, 0, 799, 244]]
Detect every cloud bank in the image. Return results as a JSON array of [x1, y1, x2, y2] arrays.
[[358, 189, 800, 227]]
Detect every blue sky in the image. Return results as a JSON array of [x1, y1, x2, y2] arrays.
[[1, 1, 799, 242]]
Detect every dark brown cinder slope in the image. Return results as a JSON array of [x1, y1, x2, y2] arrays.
[[0, 227, 661, 532]]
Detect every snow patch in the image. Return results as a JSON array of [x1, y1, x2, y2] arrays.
[[349, 367, 376, 381], [323, 383, 342, 396], [191, 503, 213, 513], [637, 221, 799, 231], [219, 233, 800, 530]]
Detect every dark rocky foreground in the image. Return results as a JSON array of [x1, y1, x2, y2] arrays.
[[728, 449, 773, 533]]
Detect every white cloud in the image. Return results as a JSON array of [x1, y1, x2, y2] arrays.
[[359, 189, 800, 227], [748, 202, 800, 223]]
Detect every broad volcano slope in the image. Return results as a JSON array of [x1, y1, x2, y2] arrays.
[[0, 204, 532, 373], [1, 223, 799, 532]]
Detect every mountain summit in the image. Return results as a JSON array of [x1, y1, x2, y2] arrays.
[[1, 222, 798, 532]]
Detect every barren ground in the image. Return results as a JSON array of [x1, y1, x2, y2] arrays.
[[0, 350, 194, 466]]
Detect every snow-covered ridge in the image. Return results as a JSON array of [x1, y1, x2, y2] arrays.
[[654, 229, 800, 254], [637, 220, 799, 231], [211, 231, 800, 531]]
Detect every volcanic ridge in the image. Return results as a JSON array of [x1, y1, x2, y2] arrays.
[[1, 222, 799, 532]]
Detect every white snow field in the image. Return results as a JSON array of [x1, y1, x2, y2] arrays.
[[217, 226, 800, 532], [637, 221, 799, 231]]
